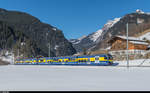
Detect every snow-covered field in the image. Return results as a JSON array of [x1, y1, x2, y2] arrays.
[[116, 59, 150, 67], [1, 64, 150, 91]]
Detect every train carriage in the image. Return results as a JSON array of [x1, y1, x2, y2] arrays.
[[15, 54, 114, 66]]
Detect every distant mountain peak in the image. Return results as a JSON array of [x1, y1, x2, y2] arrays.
[[135, 9, 150, 15], [69, 16, 121, 52], [78, 35, 87, 41], [89, 29, 103, 42], [136, 9, 144, 14], [102, 17, 121, 31]]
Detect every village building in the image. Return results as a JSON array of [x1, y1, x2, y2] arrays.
[[107, 35, 150, 55]]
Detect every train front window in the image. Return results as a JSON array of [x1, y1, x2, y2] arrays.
[[95, 56, 99, 60], [108, 55, 113, 60]]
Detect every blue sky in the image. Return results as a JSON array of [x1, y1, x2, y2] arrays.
[[0, 0, 150, 39]]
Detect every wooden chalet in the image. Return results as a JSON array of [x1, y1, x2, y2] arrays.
[[107, 35, 149, 51]]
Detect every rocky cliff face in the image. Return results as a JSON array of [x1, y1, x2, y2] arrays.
[[70, 10, 150, 53], [0, 8, 76, 58]]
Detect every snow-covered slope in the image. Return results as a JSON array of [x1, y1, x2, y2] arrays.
[[71, 35, 87, 44], [88, 29, 103, 42], [81, 17, 120, 43], [0, 51, 13, 64], [139, 32, 150, 40], [0, 55, 13, 64], [70, 17, 121, 45], [70, 17, 121, 52], [102, 18, 121, 31], [95, 17, 121, 43], [70, 30, 103, 45]]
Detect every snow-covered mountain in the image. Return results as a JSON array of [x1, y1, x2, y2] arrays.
[[92, 9, 150, 51], [70, 35, 87, 44], [70, 9, 150, 53], [102, 18, 121, 31], [69, 17, 121, 52], [88, 29, 103, 42]]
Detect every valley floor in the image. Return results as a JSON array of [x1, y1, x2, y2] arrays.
[[1, 64, 150, 91]]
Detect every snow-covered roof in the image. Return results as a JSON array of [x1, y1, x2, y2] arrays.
[[108, 35, 149, 45], [116, 35, 145, 41], [129, 41, 149, 45], [139, 32, 150, 41], [116, 35, 149, 45]]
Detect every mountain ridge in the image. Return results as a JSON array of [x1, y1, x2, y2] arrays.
[[70, 9, 150, 53], [0, 8, 76, 58]]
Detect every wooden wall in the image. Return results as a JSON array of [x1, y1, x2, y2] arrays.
[[110, 39, 148, 50]]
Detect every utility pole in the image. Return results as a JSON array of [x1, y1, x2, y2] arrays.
[[49, 42, 50, 58], [12, 48, 14, 65], [126, 19, 141, 68], [126, 23, 129, 68], [46, 32, 50, 58], [18, 48, 19, 58], [13, 51, 14, 65]]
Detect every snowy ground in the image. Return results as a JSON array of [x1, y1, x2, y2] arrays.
[[1, 64, 150, 91], [116, 59, 150, 67], [0, 55, 13, 64]]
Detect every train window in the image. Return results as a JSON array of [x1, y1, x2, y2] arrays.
[[40, 59, 44, 62], [58, 60, 61, 62], [95, 56, 99, 60], [109, 56, 113, 60], [104, 57, 107, 60], [107, 54, 113, 60]]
